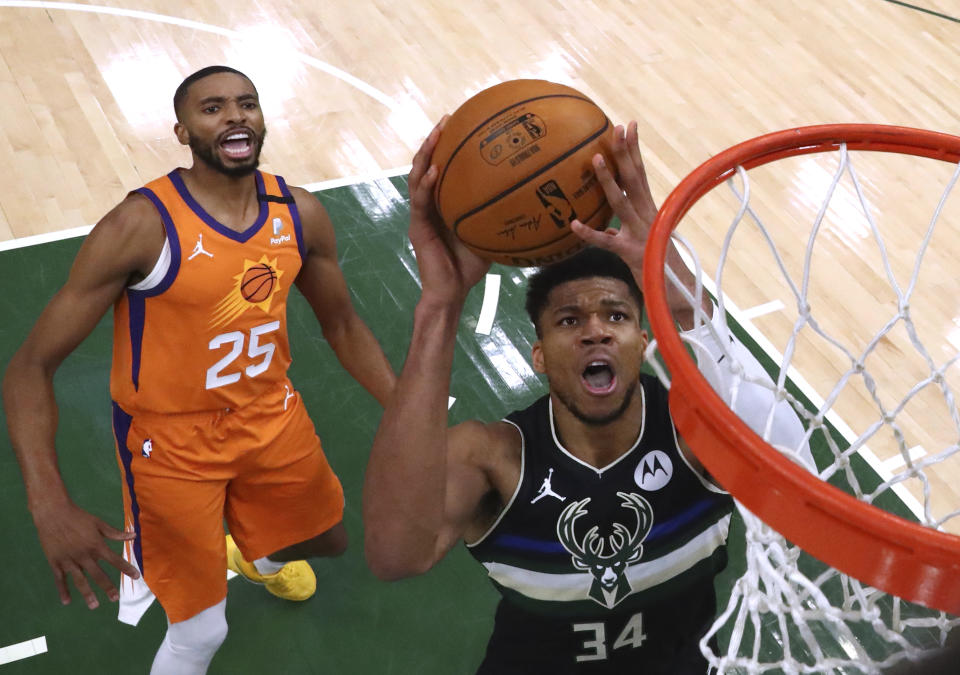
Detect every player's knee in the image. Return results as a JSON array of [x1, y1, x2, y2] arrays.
[[167, 604, 228, 658], [313, 522, 348, 558], [167, 621, 228, 658], [324, 526, 348, 557]]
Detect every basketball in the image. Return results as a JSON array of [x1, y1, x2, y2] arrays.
[[241, 263, 276, 302], [432, 79, 615, 267]]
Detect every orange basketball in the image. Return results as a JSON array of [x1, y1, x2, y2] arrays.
[[432, 79, 615, 267]]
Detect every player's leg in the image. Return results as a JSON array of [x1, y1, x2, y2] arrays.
[[225, 521, 346, 598], [113, 405, 234, 670], [266, 520, 348, 561], [225, 383, 345, 599], [150, 599, 228, 675]]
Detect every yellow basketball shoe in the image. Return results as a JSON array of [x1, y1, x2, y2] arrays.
[[225, 534, 316, 601]]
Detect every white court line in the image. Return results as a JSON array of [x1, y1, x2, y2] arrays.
[[0, 636, 48, 666], [739, 299, 785, 320], [0, 225, 95, 251], [0, 167, 412, 252], [882, 445, 928, 473], [301, 165, 411, 193], [448, 397, 456, 409], [0, 2, 398, 110], [475, 274, 502, 335]]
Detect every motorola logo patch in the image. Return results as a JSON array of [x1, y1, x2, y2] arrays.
[[634, 450, 673, 491]]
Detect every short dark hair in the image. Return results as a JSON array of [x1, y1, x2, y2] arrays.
[[525, 247, 644, 337], [173, 66, 255, 121]]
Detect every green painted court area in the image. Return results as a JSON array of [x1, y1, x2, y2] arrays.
[[0, 176, 943, 674], [0, 175, 534, 674]]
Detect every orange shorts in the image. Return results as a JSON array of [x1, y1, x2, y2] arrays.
[[112, 381, 344, 623]]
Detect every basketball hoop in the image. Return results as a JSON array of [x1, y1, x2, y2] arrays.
[[643, 124, 960, 672]]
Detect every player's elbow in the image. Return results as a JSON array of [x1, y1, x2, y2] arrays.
[[364, 552, 425, 582], [5, 343, 58, 384], [2, 349, 43, 405], [363, 532, 432, 581], [366, 557, 415, 582]]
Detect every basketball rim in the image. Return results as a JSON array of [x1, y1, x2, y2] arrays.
[[643, 123, 960, 614]]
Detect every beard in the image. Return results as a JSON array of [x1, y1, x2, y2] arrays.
[[190, 128, 266, 177], [552, 378, 639, 427]]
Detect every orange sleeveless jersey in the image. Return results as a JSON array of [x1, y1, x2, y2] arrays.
[[111, 170, 305, 414]]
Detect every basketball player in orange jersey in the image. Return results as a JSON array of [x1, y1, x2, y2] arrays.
[[3, 66, 396, 674]]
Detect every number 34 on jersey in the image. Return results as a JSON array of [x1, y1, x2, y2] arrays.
[[574, 612, 646, 662]]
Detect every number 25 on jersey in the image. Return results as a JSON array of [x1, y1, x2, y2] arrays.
[[206, 321, 280, 390]]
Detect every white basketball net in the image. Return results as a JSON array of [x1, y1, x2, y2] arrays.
[[646, 142, 960, 674]]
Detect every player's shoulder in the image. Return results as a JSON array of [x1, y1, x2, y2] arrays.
[[96, 191, 162, 237], [287, 185, 333, 251], [287, 185, 328, 219], [451, 419, 522, 471], [80, 191, 165, 271]]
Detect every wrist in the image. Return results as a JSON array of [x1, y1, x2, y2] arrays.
[[416, 293, 465, 319], [27, 487, 71, 519]]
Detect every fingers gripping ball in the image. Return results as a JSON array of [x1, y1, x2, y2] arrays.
[[432, 79, 616, 267], [241, 263, 277, 303]]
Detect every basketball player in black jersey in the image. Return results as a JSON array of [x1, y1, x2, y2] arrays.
[[364, 119, 807, 673]]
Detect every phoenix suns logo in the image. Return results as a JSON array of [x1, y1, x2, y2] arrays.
[[210, 255, 284, 328], [556, 492, 654, 609]]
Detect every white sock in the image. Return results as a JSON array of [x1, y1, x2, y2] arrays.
[[252, 556, 286, 576], [150, 600, 228, 675]]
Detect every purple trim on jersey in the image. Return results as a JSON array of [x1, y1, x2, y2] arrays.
[[126, 293, 147, 392], [645, 496, 722, 544], [277, 175, 307, 261], [112, 402, 144, 573], [491, 497, 723, 554], [492, 534, 566, 554], [129, 188, 183, 390], [168, 169, 268, 242]]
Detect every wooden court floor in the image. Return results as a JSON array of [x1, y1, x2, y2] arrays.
[[2, 0, 960, 672]]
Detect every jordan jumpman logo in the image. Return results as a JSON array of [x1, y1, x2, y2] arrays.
[[531, 468, 566, 503], [188, 232, 214, 260]]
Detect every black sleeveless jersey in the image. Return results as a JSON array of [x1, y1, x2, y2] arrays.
[[467, 374, 733, 674]]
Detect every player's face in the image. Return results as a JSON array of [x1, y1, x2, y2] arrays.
[[532, 277, 648, 426], [175, 72, 266, 177]]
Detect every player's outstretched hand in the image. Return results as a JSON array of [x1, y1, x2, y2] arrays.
[[408, 117, 490, 306], [31, 499, 139, 609], [570, 120, 658, 273]]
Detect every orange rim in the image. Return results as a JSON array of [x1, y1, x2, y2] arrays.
[[643, 124, 960, 614]]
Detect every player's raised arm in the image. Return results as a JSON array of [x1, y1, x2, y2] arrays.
[[292, 186, 396, 407], [362, 120, 502, 580], [572, 120, 711, 330], [2, 193, 161, 608]]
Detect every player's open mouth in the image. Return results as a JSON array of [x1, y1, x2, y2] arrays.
[[220, 131, 254, 159], [582, 360, 616, 395]]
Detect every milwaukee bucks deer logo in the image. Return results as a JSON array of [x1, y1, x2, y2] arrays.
[[556, 492, 654, 608]]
